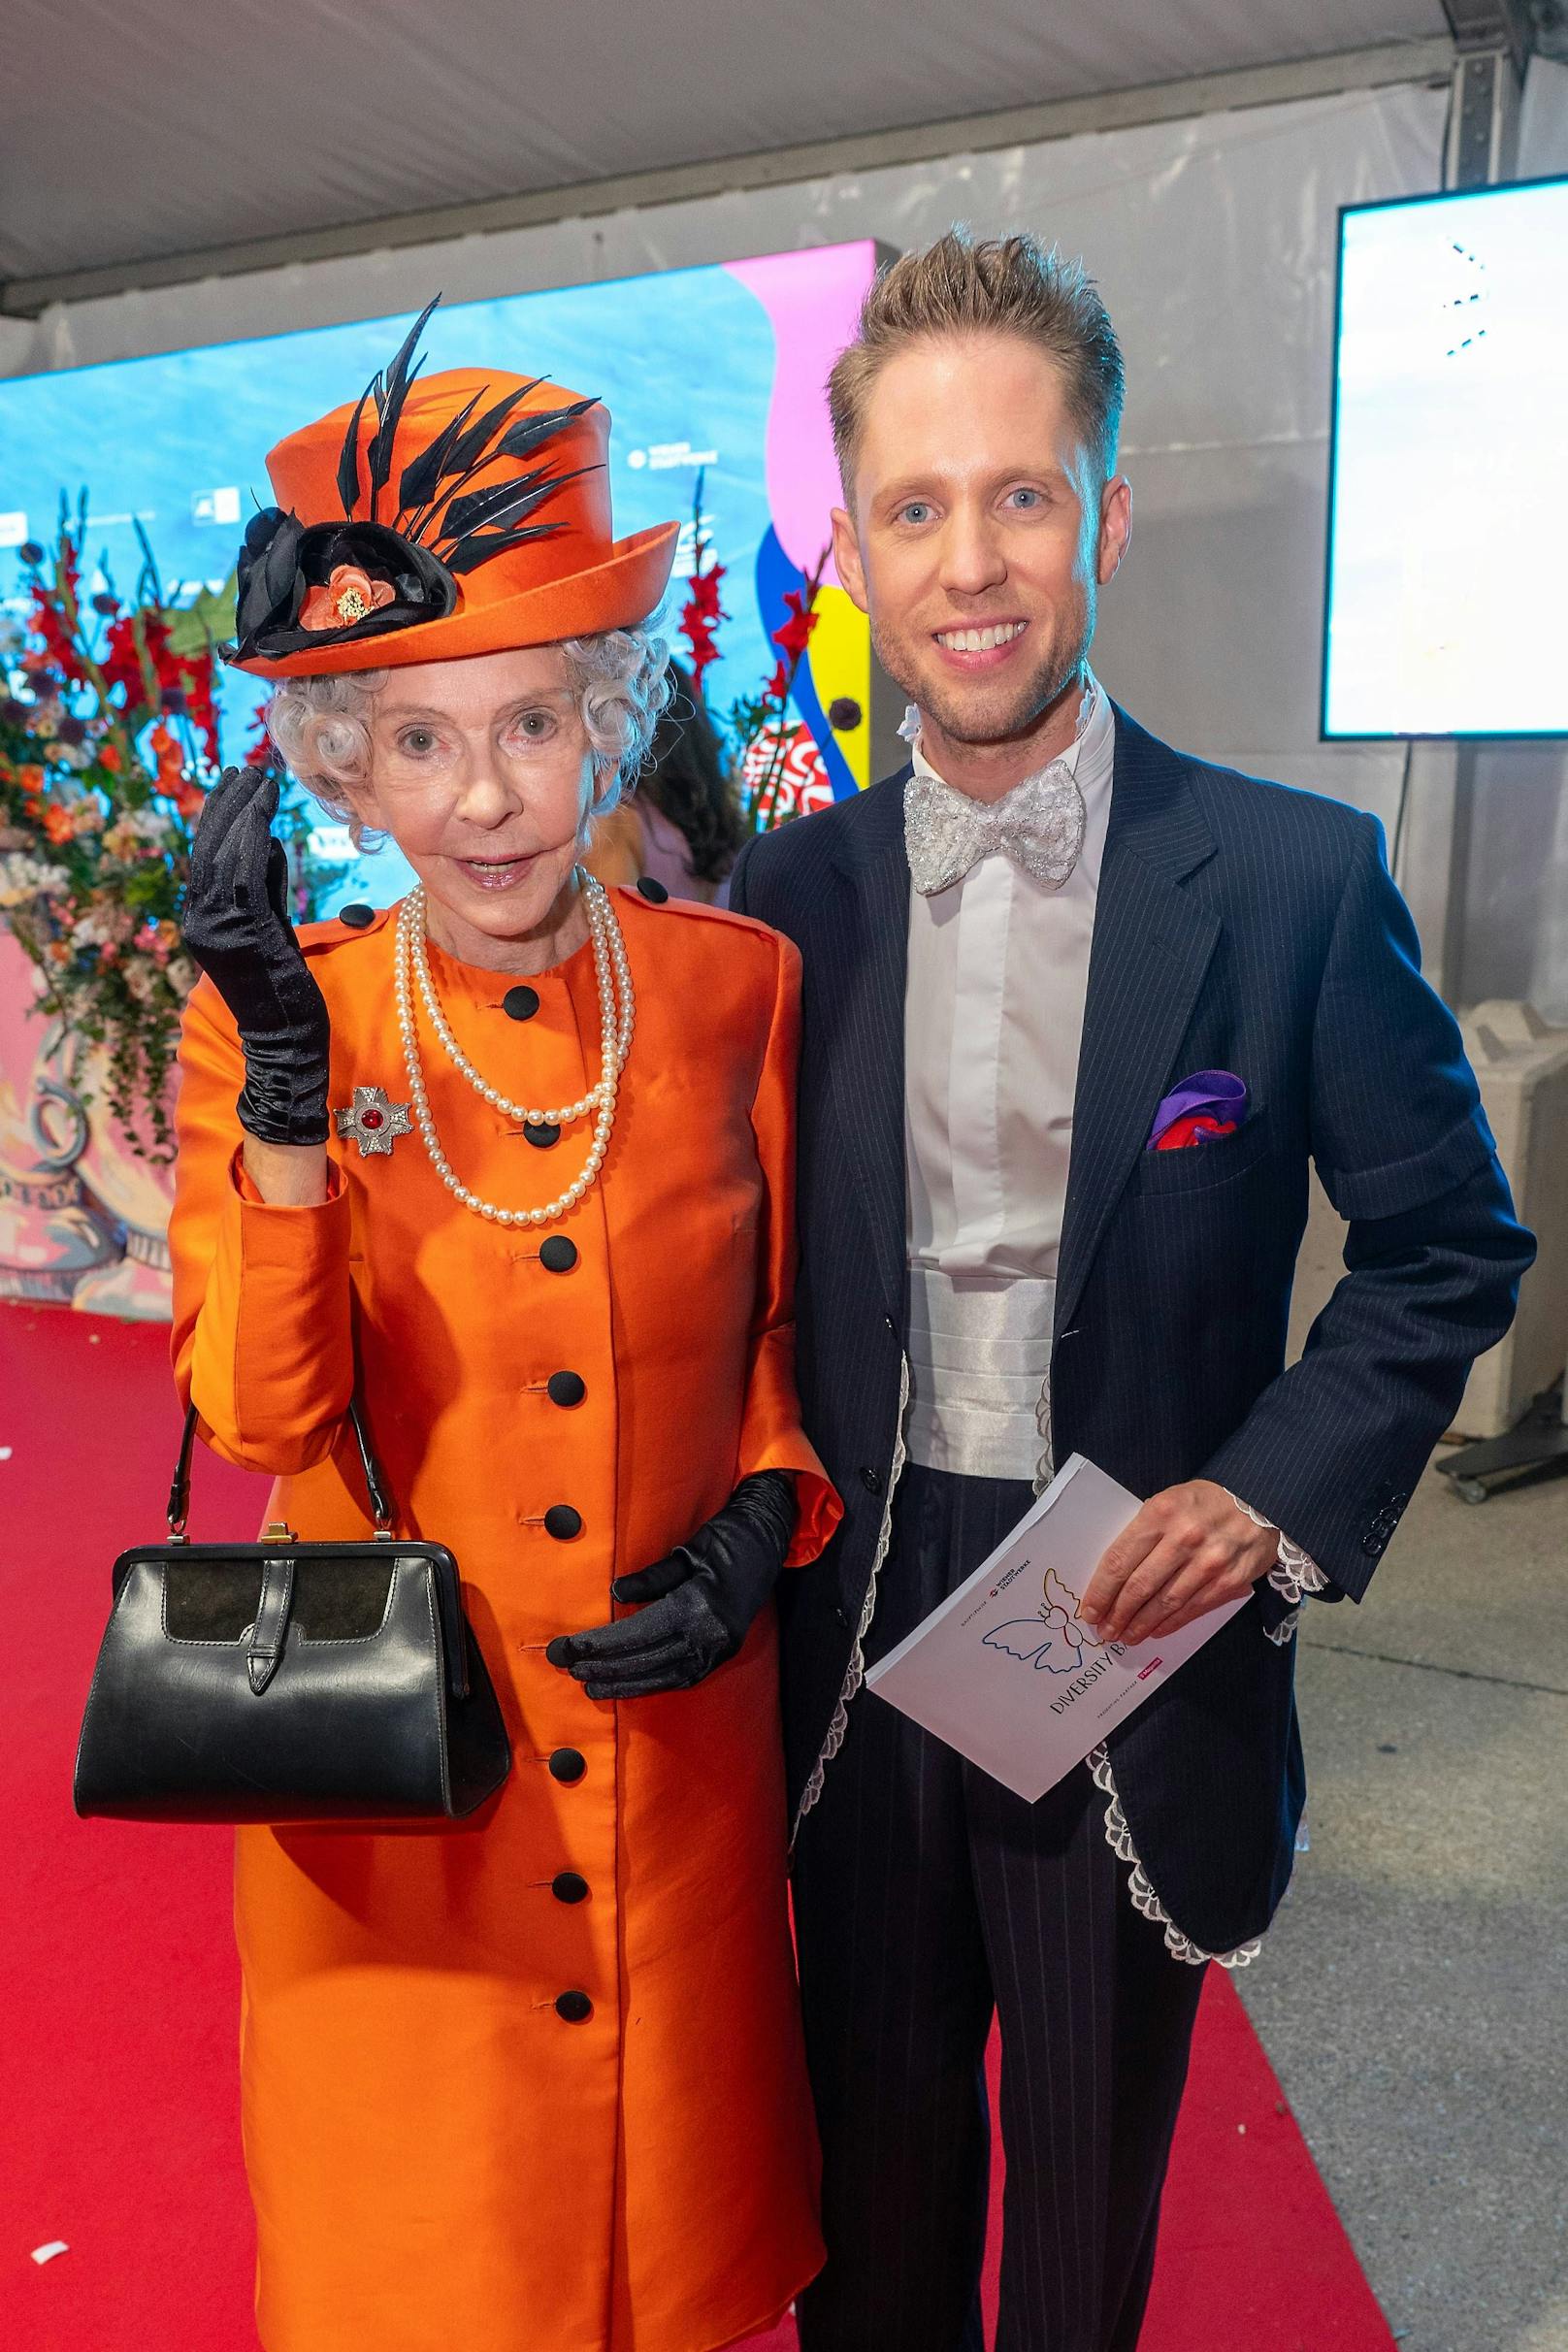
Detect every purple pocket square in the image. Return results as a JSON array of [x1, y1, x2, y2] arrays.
[[1147, 1069, 1250, 1151]]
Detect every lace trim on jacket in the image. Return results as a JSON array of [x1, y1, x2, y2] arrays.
[[791, 1353, 911, 1844], [1088, 1744, 1263, 1970]]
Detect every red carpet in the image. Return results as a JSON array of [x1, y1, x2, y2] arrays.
[[1, 1304, 1396, 2351]]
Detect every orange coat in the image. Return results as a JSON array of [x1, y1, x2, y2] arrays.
[[169, 889, 841, 2352]]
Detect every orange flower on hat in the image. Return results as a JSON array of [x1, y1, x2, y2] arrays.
[[300, 565, 397, 633]]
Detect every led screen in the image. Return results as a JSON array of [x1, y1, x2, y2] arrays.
[[1323, 175, 1568, 739], [0, 243, 879, 904]]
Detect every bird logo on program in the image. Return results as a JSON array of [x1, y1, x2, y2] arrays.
[[983, 1567, 1101, 1675]]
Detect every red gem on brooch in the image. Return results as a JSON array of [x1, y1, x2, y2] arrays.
[[334, 1086, 412, 1159]]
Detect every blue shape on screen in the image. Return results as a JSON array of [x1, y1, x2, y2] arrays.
[[754, 523, 857, 802]]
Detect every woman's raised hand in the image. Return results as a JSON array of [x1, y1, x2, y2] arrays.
[[180, 765, 333, 1146]]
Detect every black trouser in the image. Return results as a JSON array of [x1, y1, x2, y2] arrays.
[[793, 1462, 1206, 2352]]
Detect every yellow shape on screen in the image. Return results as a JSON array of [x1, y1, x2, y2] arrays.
[[802, 582, 871, 790]]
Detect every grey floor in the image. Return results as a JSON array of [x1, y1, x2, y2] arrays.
[[1236, 1454, 1568, 2352]]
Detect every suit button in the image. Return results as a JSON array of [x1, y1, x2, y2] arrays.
[[338, 901, 375, 928], [636, 875, 670, 902], [860, 1465, 884, 1496], [544, 1504, 583, 1540], [503, 984, 540, 1021], [548, 1748, 586, 1783], [547, 1370, 586, 1409], [555, 1990, 593, 2022], [1360, 1532, 1386, 1559], [552, 1872, 589, 1904], [833, 1604, 852, 1629], [539, 1236, 577, 1273], [525, 1123, 561, 1149]]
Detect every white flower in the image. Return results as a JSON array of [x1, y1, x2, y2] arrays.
[[71, 906, 127, 949], [0, 853, 74, 908], [124, 959, 160, 1003], [166, 952, 198, 997]]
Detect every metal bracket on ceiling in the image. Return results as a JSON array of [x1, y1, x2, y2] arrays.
[[1441, 1, 1537, 185]]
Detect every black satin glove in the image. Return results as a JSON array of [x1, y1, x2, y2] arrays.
[[180, 766, 332, 1146], [546, 1471, 797, 1700]]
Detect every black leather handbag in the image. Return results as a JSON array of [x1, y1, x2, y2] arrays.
[[74, 1397, 511, 1824]]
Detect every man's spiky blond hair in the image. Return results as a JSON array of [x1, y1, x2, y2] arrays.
[[828, 228, 1126, 493]]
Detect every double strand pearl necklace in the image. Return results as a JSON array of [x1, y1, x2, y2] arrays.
[[394, 873, 635, 1227]]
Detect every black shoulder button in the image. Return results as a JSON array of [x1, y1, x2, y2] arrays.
[[636, 875, 670, 903], [338, 902, 376, 928]]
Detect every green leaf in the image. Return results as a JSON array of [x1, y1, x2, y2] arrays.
[[163, 572, 237, 659]]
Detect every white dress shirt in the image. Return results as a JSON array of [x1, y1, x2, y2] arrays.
[[899, 670, 1327, 1601], [903, 673, 1113, 1480], [905, 672, 1114, 1284]]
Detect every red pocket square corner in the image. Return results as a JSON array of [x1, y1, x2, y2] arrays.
[[1153, 1113, 1239, 1152]]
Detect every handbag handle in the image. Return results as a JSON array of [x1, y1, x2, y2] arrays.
[[167, 1393, 396, 1538]]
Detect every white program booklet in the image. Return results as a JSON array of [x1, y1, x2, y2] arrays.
[[865, 1454, 1248, 1802]]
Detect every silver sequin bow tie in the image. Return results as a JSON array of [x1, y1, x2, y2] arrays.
[[903, 760, 1088, 897]]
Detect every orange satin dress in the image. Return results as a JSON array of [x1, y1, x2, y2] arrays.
[[168, 888, 841, 2352]]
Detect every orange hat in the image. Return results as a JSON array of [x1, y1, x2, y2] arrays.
[[226, 299, 678, 677]]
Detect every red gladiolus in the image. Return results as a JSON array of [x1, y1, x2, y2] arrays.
[[771, 589, 819, 662], [677, 538, 728, 698], [27, 584, 87, 688], [177, 659, 220, 766]]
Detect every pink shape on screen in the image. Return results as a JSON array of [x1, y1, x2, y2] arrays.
[[723, 243, 879, 586]]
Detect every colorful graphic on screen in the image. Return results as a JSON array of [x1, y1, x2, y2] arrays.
[[0, 242, 879, 903], [1323, 176, 1568, 739]]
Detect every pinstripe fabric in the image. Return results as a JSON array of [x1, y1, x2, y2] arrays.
[[730, 706, 1532, 1957], [792, 1465, 1205, 2352]]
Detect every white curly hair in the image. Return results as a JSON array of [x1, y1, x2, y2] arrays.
[[264, 625, 671, 842]]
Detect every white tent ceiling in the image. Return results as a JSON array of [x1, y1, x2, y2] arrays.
[[3, 0, 1454, 297]]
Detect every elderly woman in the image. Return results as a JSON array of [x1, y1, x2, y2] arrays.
[[171, 313, 838, 2352]]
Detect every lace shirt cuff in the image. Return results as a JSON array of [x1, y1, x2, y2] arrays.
[[1225, 1491, 1331, 1605]]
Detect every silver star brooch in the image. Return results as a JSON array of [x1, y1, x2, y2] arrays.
[[334, 1085, 413, 1159]]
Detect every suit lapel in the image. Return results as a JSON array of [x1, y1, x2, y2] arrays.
[[1056, 711, 1221, 1336], [823, 776, 911, 1330]]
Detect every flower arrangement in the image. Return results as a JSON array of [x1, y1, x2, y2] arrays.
[[674, 477, 829, 832], [0, 506, 228, 1160]]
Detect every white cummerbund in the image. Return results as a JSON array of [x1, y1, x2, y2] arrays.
[[904, 1263, 1055, 1484]]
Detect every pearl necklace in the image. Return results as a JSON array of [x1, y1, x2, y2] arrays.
[[394, 874, 635, 1227]]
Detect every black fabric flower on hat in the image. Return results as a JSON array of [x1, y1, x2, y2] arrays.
[[229, 509, 457, 666]]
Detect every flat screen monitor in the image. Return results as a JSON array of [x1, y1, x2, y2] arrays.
[[1323, 173, 1568, 740], [0, 242, 879, 905]]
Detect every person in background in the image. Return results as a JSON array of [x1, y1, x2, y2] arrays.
[[587, 658, 746, 903], [173, 310, 838, 2352]]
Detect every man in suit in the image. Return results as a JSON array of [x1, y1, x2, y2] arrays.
[[729, 229, 1533, 2352]]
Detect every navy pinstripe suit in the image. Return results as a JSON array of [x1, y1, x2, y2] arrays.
[[731, 706, 1531, 2349]]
